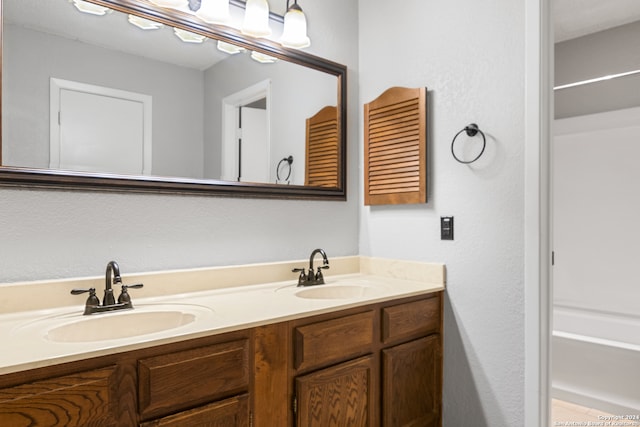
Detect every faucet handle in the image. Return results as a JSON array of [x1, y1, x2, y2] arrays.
[[117, 283, 143, 304], [292, 268, 307, 285], [315, 265, 329, 284], [71, 288, 100, 306]]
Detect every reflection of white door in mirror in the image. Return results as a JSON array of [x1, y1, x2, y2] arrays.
[[49, 78, 152, 175], [239, 106, 269, 182], [222, 80, 271, 182]]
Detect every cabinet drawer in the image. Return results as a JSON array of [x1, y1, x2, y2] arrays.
[[140, 394, 249, 427], [382, 295, 440, 344], [138, 339, 249, 420], [0, 366, 119, 427], [294, 310, 374, 371]]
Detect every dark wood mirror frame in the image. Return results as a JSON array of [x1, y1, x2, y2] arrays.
[[0, 0, 347, 200]]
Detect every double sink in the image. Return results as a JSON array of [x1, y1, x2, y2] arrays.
[[13, 283, 383, 344]]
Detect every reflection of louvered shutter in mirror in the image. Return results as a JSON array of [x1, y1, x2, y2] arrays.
[[364, 87, 427, 205], [305, 106, 340, 187]]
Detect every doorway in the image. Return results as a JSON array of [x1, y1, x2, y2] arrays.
[[50, 78, 152, 175], [550, 9, 640, 422], [221, 80, 271, 183]]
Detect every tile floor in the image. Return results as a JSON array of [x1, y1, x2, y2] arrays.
[[551, 399, 614, 425]]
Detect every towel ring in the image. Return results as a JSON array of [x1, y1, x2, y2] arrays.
[[451, 123, 486, 164], [276, 155, 293, 182]]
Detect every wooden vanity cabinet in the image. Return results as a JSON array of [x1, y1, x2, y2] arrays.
[[291, 310, 378, 426], [0, 365, 126, 426], [0, 291, 442, 427], [137, 338, 250, 424], [139, 394, 249, 427], [0, 330, 250, 427], [380, 296, 443, 426], [286, 292, 443, 427], [295, 355, 375, 426]]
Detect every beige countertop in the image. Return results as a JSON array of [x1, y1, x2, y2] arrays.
[[0, 256, 445, 375]]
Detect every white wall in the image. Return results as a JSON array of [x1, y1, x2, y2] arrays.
[[554, 108, 640, 318], [0, 0, 360, 283], [2, 24, 205, 178], [203, 53, 337, 184], [358, 1, 526, 425], [555, 20, 640, 119]]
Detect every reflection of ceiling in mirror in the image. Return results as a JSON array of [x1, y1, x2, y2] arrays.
[[4, 0, 229, 70]]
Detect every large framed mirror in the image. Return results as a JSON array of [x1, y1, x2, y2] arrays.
[[0, 0, 346, 199]]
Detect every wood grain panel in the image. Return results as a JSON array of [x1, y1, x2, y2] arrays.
[[382, 295, 441, 344], [382, 336, 441, 427], [138, 340, 249, 420], [296, 356, 373, 427], [364, 87, 427, 205], [253, 323, 290, 427], [140, 394, 249, 427], [0, 366, 118, 427], [294, 311, 374, 372], [306, 105, 340, 187]]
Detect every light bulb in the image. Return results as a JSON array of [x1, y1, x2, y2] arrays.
[[128, 14, 163, 30], [148, 0, 189, 9], [281, 3, 310, 49], [196, 0, 230, 25], [242, 0, 271, 38], [174, 28, 206, 43], [217, 41, 246, 54], [71, 0, 110, 16], [250, 51, 278, 64]]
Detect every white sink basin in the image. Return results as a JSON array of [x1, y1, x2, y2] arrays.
[[47, 310, 196, 342], [16, 303, 214, 343], [295, 284, 378, 300]]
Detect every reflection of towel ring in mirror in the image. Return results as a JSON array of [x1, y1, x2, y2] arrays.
[[276, 155, 293, 183], [451, 123, 486, 164]]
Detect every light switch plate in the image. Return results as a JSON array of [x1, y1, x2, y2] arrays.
[[441, 216, 454, 240]]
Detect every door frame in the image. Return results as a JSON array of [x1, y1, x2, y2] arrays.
[[524, 0, 553, 425], [221, 79, 271, 182], [49, 77, 153, 175]]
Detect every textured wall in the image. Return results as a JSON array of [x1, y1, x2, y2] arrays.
[[0, 0, 360, 283], [358, 1, 526, 425]]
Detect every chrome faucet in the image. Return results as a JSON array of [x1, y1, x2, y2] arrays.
[[71, 260, 143, 315], [292, 248, 330, 287]]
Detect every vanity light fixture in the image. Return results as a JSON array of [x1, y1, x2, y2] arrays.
[[280, 0, 310, 49], [145, 0, 312, 50], [250, 51, 278, 63], [70, 0, 111, 16], [196, 0, 231, 24], [148, 0, 189, 9], [241, 0, 272, 38], [173, 28, 207, 43], [217, 40, 246, 54], [128, 14, 164, 30]]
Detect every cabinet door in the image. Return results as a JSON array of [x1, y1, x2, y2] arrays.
[[295, 356, 373, 427], [382, 335, 441, 427], [140, 394, 249, 427], [138, 340, 249, 420], [0, 366, 124, 427]]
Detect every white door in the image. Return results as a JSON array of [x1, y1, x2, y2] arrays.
[[239, 106, 268, 182], [50, 78, 152, 175], [221, 80, 271, 182]]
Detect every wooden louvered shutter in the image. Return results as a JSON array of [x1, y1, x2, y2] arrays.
[[305, 105, 339, 187], [364, 87, 427, 205]]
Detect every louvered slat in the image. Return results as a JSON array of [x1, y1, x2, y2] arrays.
[[306, 106, 340, 187], [364, 87, 427, 205]]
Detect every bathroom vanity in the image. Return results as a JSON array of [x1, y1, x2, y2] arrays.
[[0, 257, 444, 426]]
